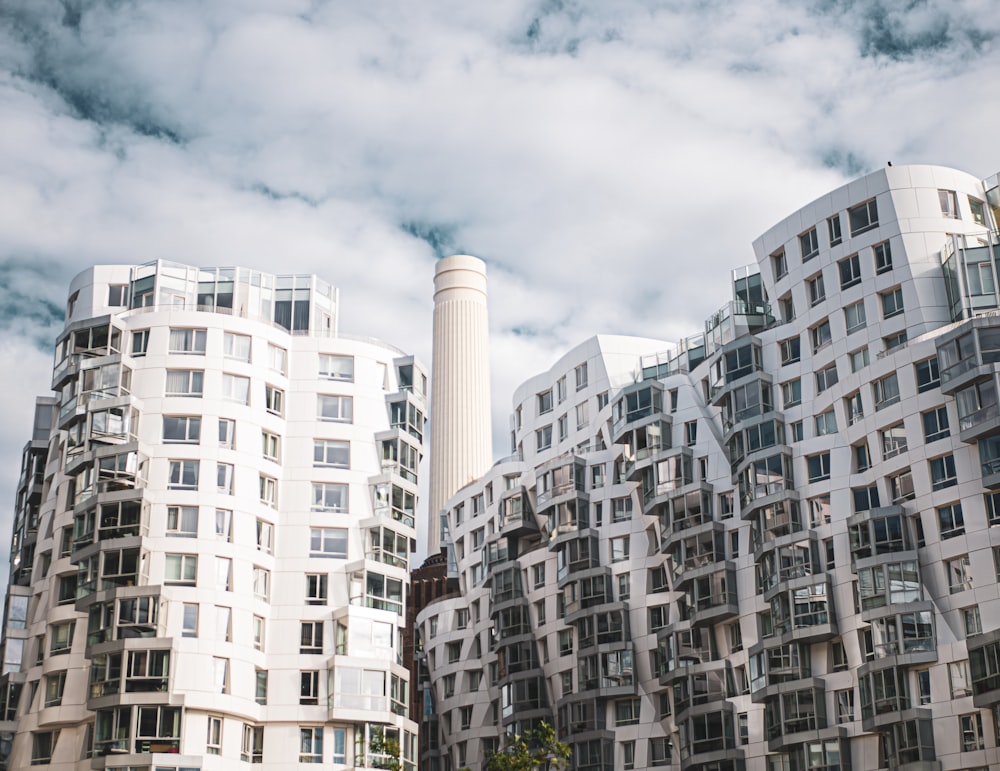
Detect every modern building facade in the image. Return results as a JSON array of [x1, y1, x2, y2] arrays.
[[0, 261, 426, 769], [417, 164, 1000, 771]]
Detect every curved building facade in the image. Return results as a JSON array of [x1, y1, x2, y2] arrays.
[[418, 165, 1000, 771], [0, 260, 425, 769]]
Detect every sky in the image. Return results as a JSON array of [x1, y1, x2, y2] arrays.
[[0, 0, 998, 556]]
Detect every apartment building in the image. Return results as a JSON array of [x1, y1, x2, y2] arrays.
[[0, 261, 425, 769], [418, 164, 1000, 771]]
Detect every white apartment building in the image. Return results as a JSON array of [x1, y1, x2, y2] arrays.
[[0, 261, 425, 769], [418, 165, 1000, 771]]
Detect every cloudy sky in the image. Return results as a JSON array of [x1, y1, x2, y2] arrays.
[[0, 0, 998, 552]]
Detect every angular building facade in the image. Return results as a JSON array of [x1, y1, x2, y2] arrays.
[[418, 165, 1000, 771], [0, 261, 425, 769]]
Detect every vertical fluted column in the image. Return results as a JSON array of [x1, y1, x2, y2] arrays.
[[428, 255, 493, 555]]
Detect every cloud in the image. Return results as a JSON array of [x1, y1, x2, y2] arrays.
[[0, 0, 998, 550]]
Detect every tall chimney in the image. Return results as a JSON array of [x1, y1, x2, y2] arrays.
[[427, 255, 493, 556]]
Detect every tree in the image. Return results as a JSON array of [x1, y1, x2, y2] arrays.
[[483, 722, 571, 771]]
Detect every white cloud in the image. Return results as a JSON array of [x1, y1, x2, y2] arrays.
[[0, 0, 998, 553]]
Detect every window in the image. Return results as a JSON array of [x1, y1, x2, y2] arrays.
[[253, 567, 270, 601], [216, 462, 234, 494], [872, 373, 900, 409], [300, 622, 323, 654], [853, 485, 879, 512], [615, 698, 641, 726], [779, 292, 794, 322], [31, 731, 57, 765], [938, 189, 959, 219], [789, 420, 803, 442], [536, 425, 552, 451], [836, 253, 862, 289], [132, 329, 149, 356], [951, 661, 973, 698], [807, 272, 826, 305], [938, 503, 964, 539], [649, 737, 671, 766], [253, 615, 265, 651], [107, 284, 128, 306], [880, 287, 904, 319], [844, 299, 866, 333], [556, 377, 567, 403], [780, 337, 801, 365], [169, 328, 207, 354], [165, 369, 204, 396], [533, 564, 546, 588], [255, 670, 268, 705], [218, 418, 235, 448], [182, 603, 198, 637], [306, 574, 328, 605], [964, 606, 982, 636], [311, 482, 348, 512], [558, 414, 568, 441], [223, 332, 251, 361], [930, 454, 957, 490], [259, 475, 277, 506], [810, 320, 832, 353], [264, 385, 283, 416], [816, 363, 838, 393], [807, 453, 831, 483], [781, 379, 801, 408], [575, 362, 588, 390], [815, 410, 837, 436], [853, 442, 871, 473], [948, 556, 972, 594], [685, 421, 697, 445], [216, 557, 233, 591], [968, 196, 987, 226], [873, 240, 892, 273], [50, 622, 74, 655], [772, 249, 787, 280], [881, 423, 907, 459], [222, 374, 250, 404], [538, 390, 553, 414], [915, 358, 940, 392], [167, 460, 199, 490], [164, 554, 197, 586], [214, 656, 230, 693], [836, 688, 854, 722], [576, 401, 590, 429], [460, 705, 473, 730], [318, 394, 353, 422], [166, 506, 198, 537], [319, 354, 354, 381], [846, 391, 864, 425], [922, 407, 949, 442], [300, 671, 320, 705], [44, 671, 65, 707], [447, 642, 462, 663], [889, 468, 914, 503], [799, 227, 819, 261], [610, 536, 630, 563], [163, 415, 201, 443], [850, 346, 870, 373], [959, 712, 984, 752], [848, 198, 878, 235], [310, 527, 348, 558], [207, 715, 222, 755], [267, 344, 287, 374], [824, 213, 843, 246], [242, 724, 263, 764]]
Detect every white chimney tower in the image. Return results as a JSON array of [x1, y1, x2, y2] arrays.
[[427, 255, 493, 556]]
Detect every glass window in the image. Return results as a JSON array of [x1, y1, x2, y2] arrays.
[[319, 354, 354, 381], [844, 299, 866, 333], [223, 332, 251, 361], [318, 395, 353, 422], [222, 374, 250, 404], [169, 328, 207, 354], [799, 227, 819, 261], [881, 287, 904, 319], [827, 214, 842, 246], [165, 369, 204, 396], [874, 240, 892, 273], [848, 199, 878, 235]]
